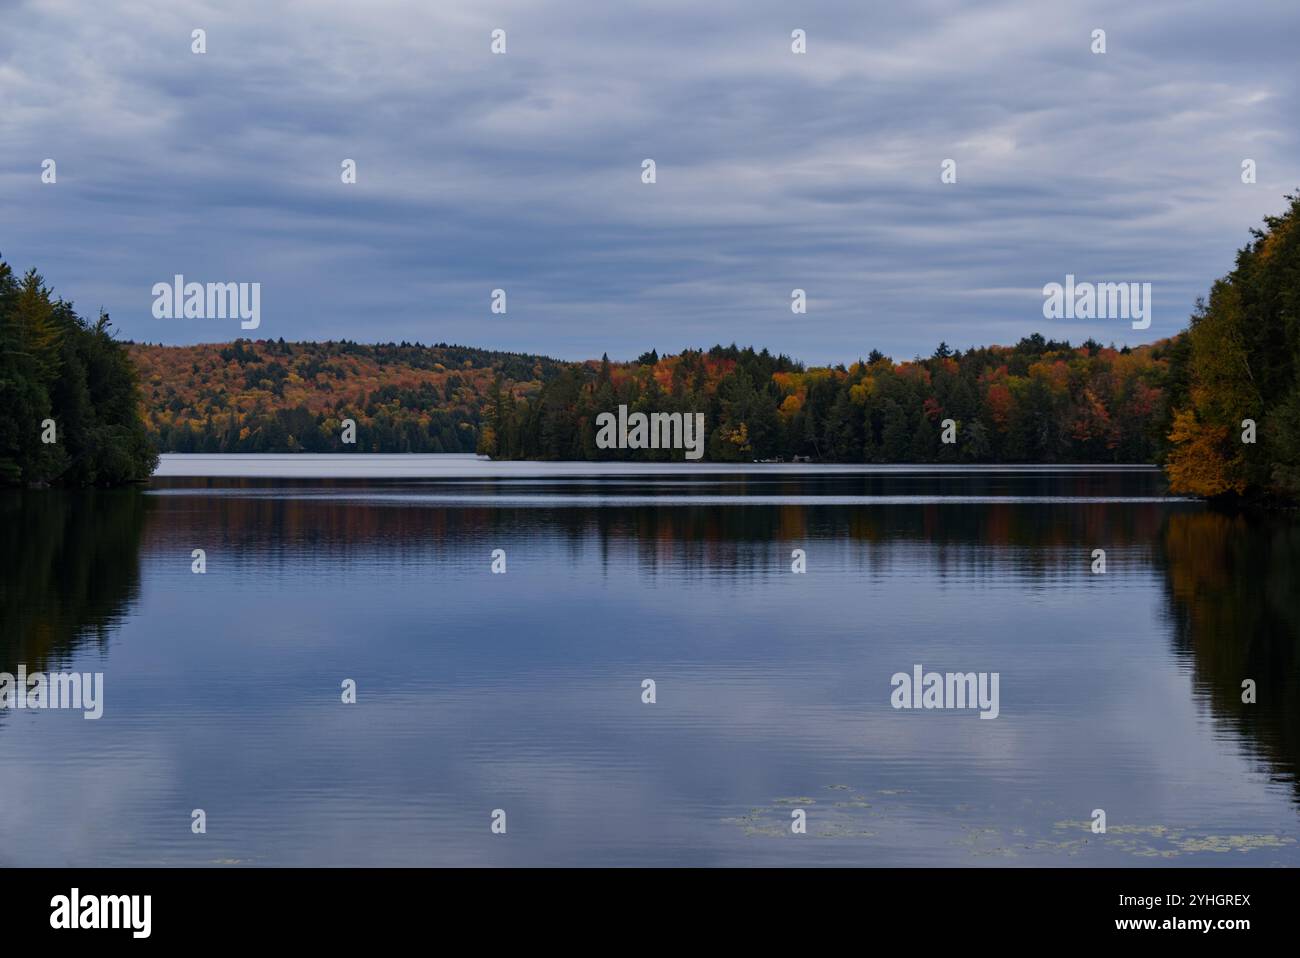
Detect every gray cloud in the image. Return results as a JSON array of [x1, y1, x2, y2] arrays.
[[1, 0, 1297, 363]]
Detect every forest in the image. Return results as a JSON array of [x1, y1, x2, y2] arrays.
[[127, 340, 567, 454], [6, 194, 1299, 501], [479, 337, 1173, 466], [483, 193, 1300, 502], [128, 333, 1175, 466], [0, 258, 156, 486]]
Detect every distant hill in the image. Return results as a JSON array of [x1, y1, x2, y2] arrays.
[[127, 339, 568, 453], [128, 335, 1178, 464]]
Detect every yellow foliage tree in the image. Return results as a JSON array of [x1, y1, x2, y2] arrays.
[[1165, 409, 1245, 496]]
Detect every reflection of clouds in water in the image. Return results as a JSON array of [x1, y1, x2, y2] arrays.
[[9, 658, 1296, 865], [0, 728, 177, 867], [4, 478, 1300, 865]]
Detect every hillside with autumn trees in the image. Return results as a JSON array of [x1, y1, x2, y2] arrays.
[[129, 333, 1176, 466], [29, 192, 1300, 503], [127, 340, 568, 453]]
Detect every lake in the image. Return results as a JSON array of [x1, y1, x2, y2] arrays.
[[2, 457, 1297, 866]]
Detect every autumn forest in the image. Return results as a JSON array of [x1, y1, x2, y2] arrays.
[[4, 194, 1299, 502]]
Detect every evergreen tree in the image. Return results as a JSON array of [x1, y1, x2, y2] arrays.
[[0, 257, 157, 485]]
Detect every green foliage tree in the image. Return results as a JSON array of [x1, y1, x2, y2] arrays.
[[0, 257, 157, 486], [1165, 193, 1300, 500]]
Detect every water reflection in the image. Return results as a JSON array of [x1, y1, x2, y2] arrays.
[[0, 491, 149, 674], [142, 472, 1176, 579], [1, 471, 1297, 864], [1159, 511, 1300, 794]]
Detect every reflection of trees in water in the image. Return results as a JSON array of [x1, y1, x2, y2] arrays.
[[9, 477, 1295, 789], [0, 491, 149, 674], [13, 476, 1295, 800], [146, 471, 1174, 580], [1159, 511, 1300, 796]]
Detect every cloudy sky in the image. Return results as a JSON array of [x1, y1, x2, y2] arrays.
[[2, 0, 1297, 364]]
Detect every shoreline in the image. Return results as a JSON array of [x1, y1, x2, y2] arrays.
[[149, 453, 1164, 480]]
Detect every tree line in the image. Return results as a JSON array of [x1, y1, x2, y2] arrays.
[[479, 337, 1173, 465], [484, 194, 1300, 503], [5, 193, 1298, 501]]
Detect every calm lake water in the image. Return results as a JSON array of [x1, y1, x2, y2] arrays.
[[3, 457, 1298, 866]]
